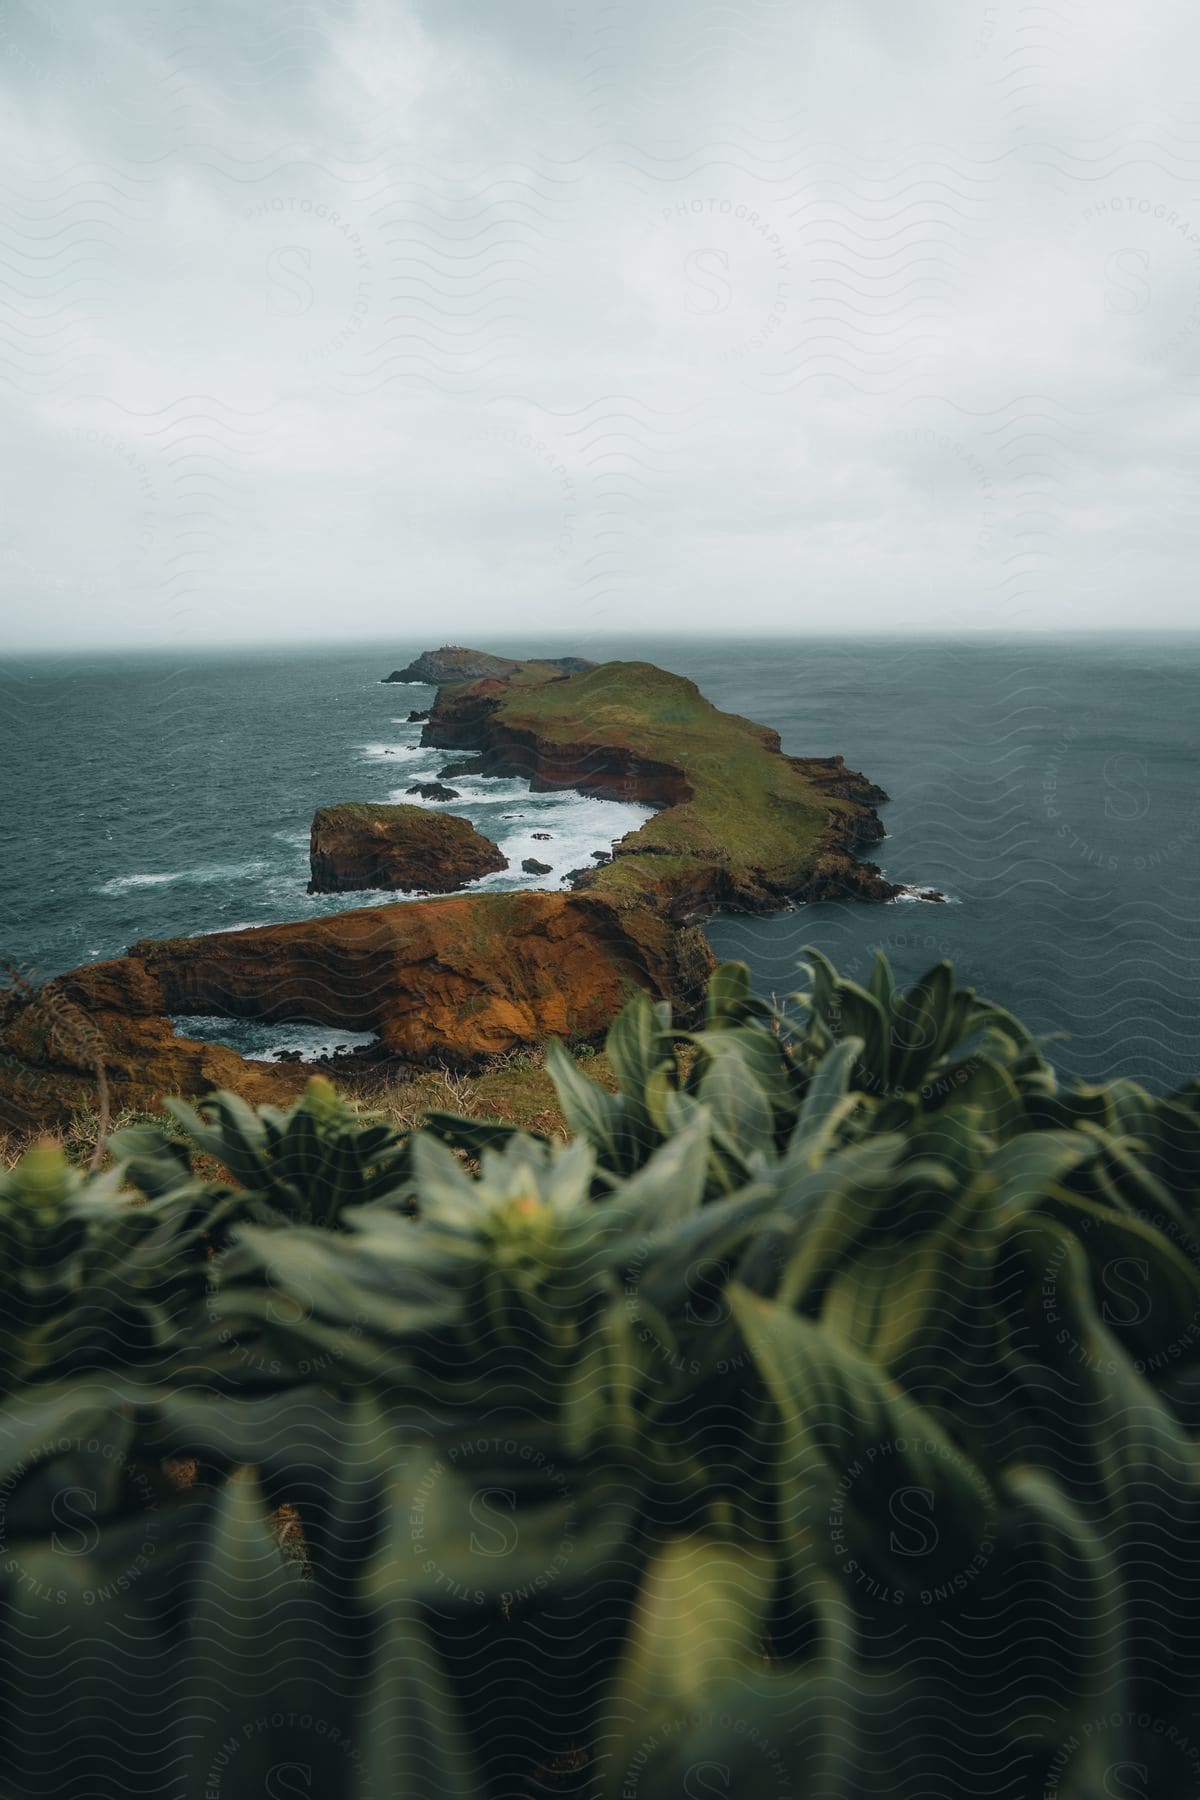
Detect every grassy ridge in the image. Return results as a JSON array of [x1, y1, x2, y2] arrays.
[[474, 660, 873, 903]]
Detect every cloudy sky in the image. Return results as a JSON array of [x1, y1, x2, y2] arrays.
[[1, 0, 1199, 649]]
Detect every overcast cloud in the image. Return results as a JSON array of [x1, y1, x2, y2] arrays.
[[1, 0, 1198, 649]]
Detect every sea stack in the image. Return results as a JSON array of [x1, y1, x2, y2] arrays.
[[308, 802, 507, 895]]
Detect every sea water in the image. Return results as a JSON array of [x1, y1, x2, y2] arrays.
[[2, 635, 1197, 1090]]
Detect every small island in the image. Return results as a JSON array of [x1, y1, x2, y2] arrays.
[[308, 802, 507, 895], [384, 645, 595, 685]]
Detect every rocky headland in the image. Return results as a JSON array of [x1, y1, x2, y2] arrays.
[[420, 658, 900, 919], [384, 645, 595, 685], [308, 802, 507, 895]]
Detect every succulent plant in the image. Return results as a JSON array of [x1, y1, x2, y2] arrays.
[[0, 957, 1197, 1798]]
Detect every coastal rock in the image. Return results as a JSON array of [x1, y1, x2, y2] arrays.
[[422, 659, 901, 920], [384, 645, 595, 686], [522, 858, 552, 875], [438, 759, 484, 779], [0, 992, 309, 1133], [307, 802, 507, 896], [406, 782, 460, 802], [407, 708, 430, 723], [531, 831, 552, 841], [0, 896, 714, 1125]]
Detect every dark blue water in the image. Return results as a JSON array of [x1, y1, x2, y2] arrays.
[[3, 636, 1197, 1090]]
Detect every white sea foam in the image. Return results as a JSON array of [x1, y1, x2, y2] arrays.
[[891, 883, 958, 906], [472, 792, 652, 892], [99, 872, 181, 892], [98, 861, 269, 896], [171, 1016, 377, 1063]]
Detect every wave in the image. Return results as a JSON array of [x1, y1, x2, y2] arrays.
[[357, 743, 426, 761], [170, 1016, 378, 1063], [97, 861, 268, 895], [890, 883, 961, 906]]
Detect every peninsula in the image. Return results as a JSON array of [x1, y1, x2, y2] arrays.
[[421, 656, 899, 916], [0, 650, 908, 1128]]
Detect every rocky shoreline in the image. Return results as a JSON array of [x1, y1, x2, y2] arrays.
[[0, 895, 713, 1125], [0, 648, 934, 1128]]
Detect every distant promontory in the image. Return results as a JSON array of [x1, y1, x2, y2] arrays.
[[420, 657, 901, 917], [384, 645, 595, 685]]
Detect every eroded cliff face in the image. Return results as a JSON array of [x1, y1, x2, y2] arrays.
[[424, 683, 694, 808], [0, 894, 714, 1127], [0, 990, 309, 1132], [308, 803, 507, 895]]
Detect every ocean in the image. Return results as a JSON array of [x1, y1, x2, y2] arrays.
[[3, 635, 1197, 1091]]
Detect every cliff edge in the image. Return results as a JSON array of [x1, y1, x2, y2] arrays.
[[422, 658, 899, 918]]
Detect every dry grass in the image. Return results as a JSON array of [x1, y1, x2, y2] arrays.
[[0, 1047, 622, 1174], [342, 1045, 619, 1141], [2, 965, 110, 1168]]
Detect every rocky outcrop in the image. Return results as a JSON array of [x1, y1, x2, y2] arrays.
[[406, 782, 460, 803], [0, 987, 310, 1133], [308, 803, 507, 896], [522, 858, 552, 875], [384, 646, 595, 685], [421, 660, 901, 920], [0, 896, 715, 1126]]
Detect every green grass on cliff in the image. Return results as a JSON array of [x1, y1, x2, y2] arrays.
[[317, 801, 474, 834], [488, 660, 853, 898]]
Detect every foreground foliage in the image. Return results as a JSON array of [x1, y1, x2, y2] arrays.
[[0, 953, 1198, 1798]]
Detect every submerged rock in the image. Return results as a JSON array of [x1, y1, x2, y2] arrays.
[[896, 884, 948, 904], [308, 803, 506, 896]]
